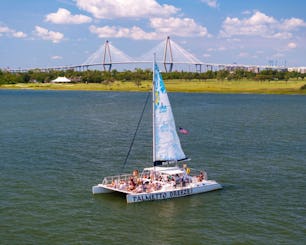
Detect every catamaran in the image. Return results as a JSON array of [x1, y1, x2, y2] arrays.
[[92, 62, 222, 203]]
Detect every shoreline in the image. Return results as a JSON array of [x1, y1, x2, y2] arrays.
[[1, 80, 305, 95]]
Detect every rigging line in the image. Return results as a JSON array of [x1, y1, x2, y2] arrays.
[[121, 92, 151, 171]]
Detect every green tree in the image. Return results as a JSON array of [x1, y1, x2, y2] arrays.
[[216, 70, 229, 80]]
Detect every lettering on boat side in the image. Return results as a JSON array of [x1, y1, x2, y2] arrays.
[[170, 188, 192, 198], [131, 188, 193, 202]]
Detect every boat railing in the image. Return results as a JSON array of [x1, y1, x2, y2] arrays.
[[101, 168, 208, 186], [102, 174, 133, 186], [188, 168, 208, 180]]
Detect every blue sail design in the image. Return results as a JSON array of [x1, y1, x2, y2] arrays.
[[153, 63, 186, 165]]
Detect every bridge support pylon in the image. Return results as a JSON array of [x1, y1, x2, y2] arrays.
[[163, 36, 173, 72], [103, 40, 112, 71]]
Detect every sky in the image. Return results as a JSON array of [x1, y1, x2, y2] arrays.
[[1, 0, 306, 70]]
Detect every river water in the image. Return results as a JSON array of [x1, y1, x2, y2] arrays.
[[1, 90, 305, 244]]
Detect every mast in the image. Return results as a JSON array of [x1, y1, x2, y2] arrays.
[[152, 54, 156, 163]]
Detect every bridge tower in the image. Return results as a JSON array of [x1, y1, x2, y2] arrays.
[[163, 36, 173, 72], [103, 40, 112, 71]]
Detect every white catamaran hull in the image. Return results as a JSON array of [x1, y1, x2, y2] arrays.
[[126, 181, 222, 203], [92, 184, 115, 194], [92, 178, 222, 203]]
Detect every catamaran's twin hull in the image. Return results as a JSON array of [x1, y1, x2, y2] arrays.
[[92, 181, 222, 203], [92, 184, 116, 194], [127, 181, 222, 203]]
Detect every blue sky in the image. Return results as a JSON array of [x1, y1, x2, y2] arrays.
[[1, 0, 306, 70]]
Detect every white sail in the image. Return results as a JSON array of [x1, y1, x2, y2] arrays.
[[153, 63, 186, 165]]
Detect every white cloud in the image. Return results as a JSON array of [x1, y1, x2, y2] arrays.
[[34, 26, 64, 43], [51, 55, 63, 60], [12, 31, 27, 38], [281, 18, 306, 30], [287, 42, 297, 49], [0, 26, 11, 33], [89, 25, 159, 40], [242, 10, 251, 15], [220, 10, 306, 39], [0, 24, 27, 38], [89, 17, 209, 40], [76, 0, 179, 19], [201, 0, 218, 8], [150, 17, 208, 37], [45, 8, 92, 24], [247, 11, 276, 25]]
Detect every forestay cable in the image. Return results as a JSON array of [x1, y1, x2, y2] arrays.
[[122, 92, 150, 171]]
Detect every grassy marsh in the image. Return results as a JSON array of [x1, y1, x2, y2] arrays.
[[1, 79, 305, 94]]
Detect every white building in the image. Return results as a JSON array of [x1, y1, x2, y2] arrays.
[[288, 67, 306, 74]]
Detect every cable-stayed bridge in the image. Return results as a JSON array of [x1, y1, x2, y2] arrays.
[[81, 37, 206, 72], [9, 37, 287, 73]]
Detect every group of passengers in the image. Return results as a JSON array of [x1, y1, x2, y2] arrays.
[[108, 167, 206, 193], [108, 174, 162, 193]]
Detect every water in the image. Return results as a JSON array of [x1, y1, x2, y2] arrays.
[[1, 90, 305, 244]]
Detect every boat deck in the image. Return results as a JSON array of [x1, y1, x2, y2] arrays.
[[92, 167, 222, 202]]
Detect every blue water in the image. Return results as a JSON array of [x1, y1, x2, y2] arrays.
[[1, 90, 305, 244]]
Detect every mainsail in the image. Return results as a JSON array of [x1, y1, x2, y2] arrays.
[[153, 63, 187, 165]]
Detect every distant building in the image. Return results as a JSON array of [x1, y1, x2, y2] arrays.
[[224, 65, 260, 73], [247, 66, 260, 73], [288, 67, 306, 74], [51, 76, 71, 83]]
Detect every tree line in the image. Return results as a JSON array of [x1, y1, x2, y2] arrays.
[[0, 68, 305, 85]]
